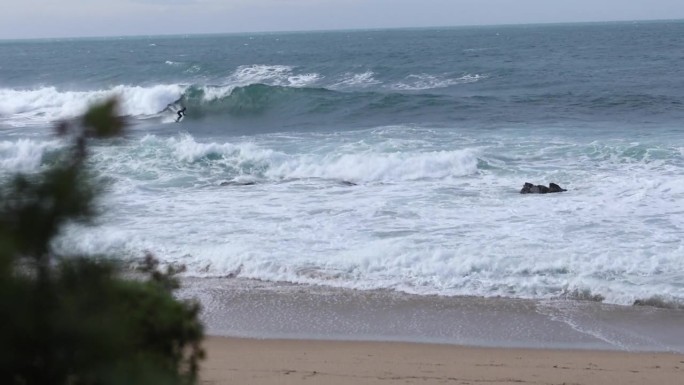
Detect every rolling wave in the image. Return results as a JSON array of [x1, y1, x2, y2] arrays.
[[0, 82, 459, 126], [1, 77, 678, 128], [0, 85, 185, 126], [179, 83, 340, 117], [0, 62, 489, 127]]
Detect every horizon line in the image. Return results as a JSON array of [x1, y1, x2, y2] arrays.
[[1, 17, 682, 42]]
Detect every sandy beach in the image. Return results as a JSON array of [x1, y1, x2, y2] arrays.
[[182, 279, 684, 384], [201, 336, 684, 385], [180, 278, 684, 351]]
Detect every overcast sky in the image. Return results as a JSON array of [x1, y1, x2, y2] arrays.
[[2, 0, 683, 39]]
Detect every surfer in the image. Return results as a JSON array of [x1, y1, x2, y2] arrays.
[[175, 106, 187, 122]]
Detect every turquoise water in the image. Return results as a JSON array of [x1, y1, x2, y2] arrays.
[[1, 21, 683, 306]]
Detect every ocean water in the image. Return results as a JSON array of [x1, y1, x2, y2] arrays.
[[2, 21, 683, 307]]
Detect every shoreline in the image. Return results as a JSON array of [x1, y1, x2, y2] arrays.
[[201, 336, 684, 385], [179, 278, 684, 353]]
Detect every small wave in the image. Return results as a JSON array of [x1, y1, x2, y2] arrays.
[[99, 134, 480, 186], [513, 92, 682, 113], [196, 85, 235, 101], [96, 134, 285, 183], [582, 141, 680, 164], [178, 83, 338, 118], [172, 64, 324, 106], [588, 93, 682, 111], [226, 64, 321, 88], [391, 73, 484, 91], [0, 138, 63, 173], [266, 148, 480, 183], [633, 296, 684, 310], [561, 288, 605, 302], [330, 71, 381, 89], [184, 64, 202, 74], [288, 73, 323, 87], [164, 134, 278, 165]]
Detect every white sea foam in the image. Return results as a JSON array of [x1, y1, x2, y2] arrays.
[[165, 134, 279, 165], [199, 85, 235, 101], [227, 64, 321, 88], [106, 133, 479, 184], [0, 138, 61, 173], [266, 149, 480, 182], [0, 85, 185, 125], [330, 71, 381, 89], [184, 64, 202, 74], [392, 73, 485, 91], [197, 65, 322, 101], [287, 73, 322, 87], [40, 128, 684, 306]]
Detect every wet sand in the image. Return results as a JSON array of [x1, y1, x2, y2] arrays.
[[177, 278, 684, 383], [180, 278, 684, 352]]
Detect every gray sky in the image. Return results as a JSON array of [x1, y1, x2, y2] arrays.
[[2, 0, 683, 39]]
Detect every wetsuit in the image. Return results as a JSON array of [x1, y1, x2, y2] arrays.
[[176, 107, 187, 122]]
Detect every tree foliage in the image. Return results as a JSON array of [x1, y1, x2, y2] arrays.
[[0, 99, 204, 385]]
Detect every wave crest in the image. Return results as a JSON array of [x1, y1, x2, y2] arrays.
[[0, 138, 62, 173], [266, 148, 480, 182], [0, 85, 184, 126], [226, 64, 321, 88], [392, 73, 485, 91]]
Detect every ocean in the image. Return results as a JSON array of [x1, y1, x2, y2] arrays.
[[1, 21, 683, 314]]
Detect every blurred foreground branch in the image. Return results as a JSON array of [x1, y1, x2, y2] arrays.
[[0, 99, 204, 385]]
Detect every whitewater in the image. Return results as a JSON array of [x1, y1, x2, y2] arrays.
[[1, 22, 683, 308]]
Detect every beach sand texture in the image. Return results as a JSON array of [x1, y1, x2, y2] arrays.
[[201, 337, 684, 385], [188, 280, 684, 384], [182, 279, 684, 352]]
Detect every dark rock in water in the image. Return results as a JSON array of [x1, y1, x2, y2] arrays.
[[548, 183, 566, 193], [526, 183, 549, 194], [520, 182, 567, 194], [220, 180, 257, 186], [340, 180, 357, 186]]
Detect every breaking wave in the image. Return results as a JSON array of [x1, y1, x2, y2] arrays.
[[0, 85, 185, 126], [0, 64, 488, 127]]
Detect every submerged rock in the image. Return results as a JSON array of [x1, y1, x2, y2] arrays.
[[220, 180, 257, 186]]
